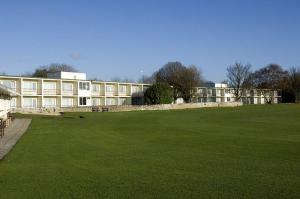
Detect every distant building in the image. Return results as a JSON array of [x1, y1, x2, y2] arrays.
[[193, 82, 280, 104], [0, 72, 280, 110]]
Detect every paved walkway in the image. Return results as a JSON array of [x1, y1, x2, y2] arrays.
[[0, 119, 32, 160]]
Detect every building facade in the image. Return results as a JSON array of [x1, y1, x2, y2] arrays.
[[0, 72, 281, 110], [0, 72, 150, 109]]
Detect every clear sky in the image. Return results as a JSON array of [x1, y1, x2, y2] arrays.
[[0, 0, 299, 82]]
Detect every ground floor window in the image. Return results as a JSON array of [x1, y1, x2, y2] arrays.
[[92, 98, 100, 106], [79, 97, 90, 106], [23, 98, 37, 108], [119, 98, 127, 105], [106, 98, 116, 105], [62, 98, 73, 107], [44, 98, 56, 108], [227, 97, 231, 102]]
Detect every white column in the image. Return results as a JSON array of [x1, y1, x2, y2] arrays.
[[104, 82, 106, 106], [41, 79, 44, 108]]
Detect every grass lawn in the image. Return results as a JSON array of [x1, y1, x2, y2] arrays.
[[0, 104, 300, 198]]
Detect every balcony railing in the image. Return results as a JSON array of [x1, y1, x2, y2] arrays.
[[22, 89, 38, 95], [105, 91, 115, 96], [43, 89, 57, 95], [61, 90, 74, 96]]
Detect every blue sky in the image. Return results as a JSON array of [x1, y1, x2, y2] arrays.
[[0, 0, 299, 82]]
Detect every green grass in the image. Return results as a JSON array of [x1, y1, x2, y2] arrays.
[[0, 104, 300, 199]]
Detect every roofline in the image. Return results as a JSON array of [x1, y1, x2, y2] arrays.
[[0, 75, 152, 85]]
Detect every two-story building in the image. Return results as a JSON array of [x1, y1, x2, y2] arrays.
[[0, 72, 151, 109], [193, 82, 280, 104]]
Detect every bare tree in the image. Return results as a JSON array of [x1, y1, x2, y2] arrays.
[[226, 62, 252, 101], [250, 64, 289, 103], [155, 62, 203, 102], [137, 73, 156, 84], [289, 67, 300, 103]]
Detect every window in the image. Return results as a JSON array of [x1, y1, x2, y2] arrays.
[[79, 97, 86, 105], [207, 89, 212, 95], [92, 84, 100, 92], [79, 82, 90, 90], [106, 85, 115, 92], [132, 86, 139, 93], [10, 98, 17, 108], [92, 98, 100, 106], [62, 98, 73, 107], [44, 82, 56, 90], [119, 85, 127, 93], [79, 97, 90, 106], [62, 83, 73, 91], [227, 97, 231, 102], [23, 98, 37, 108], [119, 98, 127, 105], [44, 98, 56, 107], [106, 98, 116, 105], [198, 89, 203, 94], [1, 80, 16, 90], [23, 81, 37, 90]]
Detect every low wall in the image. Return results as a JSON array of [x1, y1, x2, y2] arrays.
[[13, 102, 242, 115]]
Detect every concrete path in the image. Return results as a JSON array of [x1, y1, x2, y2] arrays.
[[0, 119, 32, 160]]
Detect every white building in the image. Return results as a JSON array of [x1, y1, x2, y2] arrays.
[[193, 82, 280, 104]]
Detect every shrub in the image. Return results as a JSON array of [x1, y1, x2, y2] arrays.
[[144, 83, 173, 105]]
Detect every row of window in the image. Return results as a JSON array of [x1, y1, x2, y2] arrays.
[[0, 80, 146, 94]]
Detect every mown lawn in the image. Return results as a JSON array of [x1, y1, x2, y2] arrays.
[[0, 104, 299, 199]]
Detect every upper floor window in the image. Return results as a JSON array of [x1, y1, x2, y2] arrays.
[[92, 84, 100, 92], [23, 81, 37, 91], [62, 83, 73, 91], [0, 80, 16, 90], [79, 82, 90, 90], [43, 82, 56, 90], [106, 85, 115, 92], [132, 86, 139, 93], [207, 89, 212, 95], [119, 85, 127, 93]]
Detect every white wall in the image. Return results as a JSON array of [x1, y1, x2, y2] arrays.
[[47, 72, 86, 80], [0, 98, 11, 119]]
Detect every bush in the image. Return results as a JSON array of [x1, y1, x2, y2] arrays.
[[144, 83, 173, 105]]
